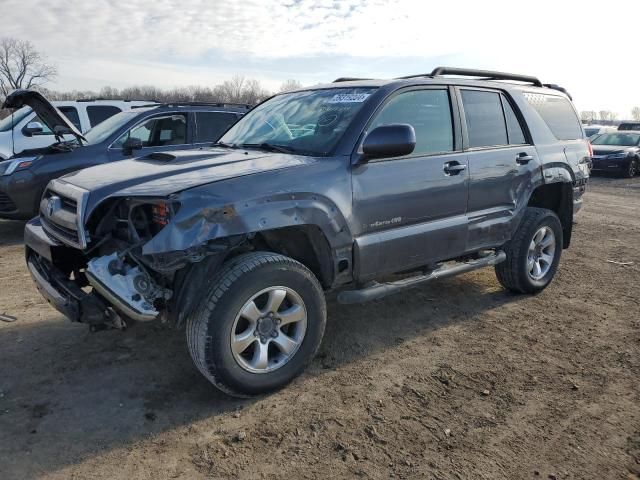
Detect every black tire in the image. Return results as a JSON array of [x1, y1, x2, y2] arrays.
[[186, 251, 326, 397], [625, 159, 638, 178], [495, 207, 563, 294]]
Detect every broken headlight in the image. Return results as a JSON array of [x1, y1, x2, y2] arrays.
[[126, 198, 180, 241]]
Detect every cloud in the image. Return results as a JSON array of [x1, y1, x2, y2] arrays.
[[2, 0, 640, 116]]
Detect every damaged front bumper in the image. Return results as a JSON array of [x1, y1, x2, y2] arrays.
[[85, 253, 159, 322], [26, 250, 108, 325], [24, 218, 159, 325]]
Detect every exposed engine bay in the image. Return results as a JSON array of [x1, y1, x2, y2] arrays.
[[69, 197, 241, 328]]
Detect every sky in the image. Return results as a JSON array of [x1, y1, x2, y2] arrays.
[[2, 0, 640, 118]]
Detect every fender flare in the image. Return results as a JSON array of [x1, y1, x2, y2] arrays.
[[142, 191, 353, 255]]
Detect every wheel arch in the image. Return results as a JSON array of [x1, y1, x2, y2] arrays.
[[526, 180, 574, 249]]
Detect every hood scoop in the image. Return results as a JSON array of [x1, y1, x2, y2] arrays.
[[146, 152, 178, 162]]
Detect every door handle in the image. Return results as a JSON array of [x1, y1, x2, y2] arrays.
[[516, 152, 534, 165], [443, 161, 467, 175]]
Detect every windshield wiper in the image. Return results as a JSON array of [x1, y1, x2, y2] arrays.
[[238, 143, 297, 154]]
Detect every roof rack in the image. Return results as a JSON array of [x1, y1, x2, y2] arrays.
[[158, 101, 253, 109], [398, 67, 544, 87], [74, 98, 159, 102], [333, 77, 372, 83], [542, 83, 573, 100]]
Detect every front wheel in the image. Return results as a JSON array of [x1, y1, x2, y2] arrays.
[[186, 252, 326, 397], [495, 207, 563, 294], [624, 159, 637, 178]]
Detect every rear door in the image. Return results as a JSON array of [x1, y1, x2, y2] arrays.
[[352, 87, 469, 280], [457, 88, 541, 250]]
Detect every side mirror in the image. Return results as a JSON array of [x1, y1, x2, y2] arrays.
[[123, 137, 143, 154], [361, 124, 416, 161], [23, 121, 44, 136]]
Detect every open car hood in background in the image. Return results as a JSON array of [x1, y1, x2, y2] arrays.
[[2, 89, 86, 143]]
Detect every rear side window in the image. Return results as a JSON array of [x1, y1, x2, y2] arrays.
[[461, 90, 508, 148], [369, 89, 454, 155], [501, 96, 527, 145], [195, 112, 239, 143], [87, 105, 122, 127], [523, 93, 582, 140]]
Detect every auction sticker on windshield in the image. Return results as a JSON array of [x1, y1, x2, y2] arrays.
[[328, 93, 371, 103]]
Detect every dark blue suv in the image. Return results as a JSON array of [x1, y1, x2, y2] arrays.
[[0, 90, 249, 219]]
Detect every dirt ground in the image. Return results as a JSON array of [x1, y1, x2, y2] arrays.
[[1, 176, 639, 480]]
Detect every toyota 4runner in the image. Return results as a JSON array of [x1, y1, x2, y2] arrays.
[[23, 67, 590, 397]]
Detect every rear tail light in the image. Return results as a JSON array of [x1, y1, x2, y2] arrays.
[[587, 141, 593, 157]]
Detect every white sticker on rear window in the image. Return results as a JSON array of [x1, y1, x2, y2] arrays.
[[327, 93, 371, 103]]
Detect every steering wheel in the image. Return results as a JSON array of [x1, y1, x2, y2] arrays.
[[265, 113, 294, 140]]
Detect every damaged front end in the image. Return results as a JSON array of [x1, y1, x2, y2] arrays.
[[26, 190, 241, 330]]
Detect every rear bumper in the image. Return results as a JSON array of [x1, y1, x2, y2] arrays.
[[25, 218, 108, 324]]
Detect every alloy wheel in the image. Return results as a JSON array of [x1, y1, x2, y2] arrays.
[[230, 286, 307, 373], [527, 226, 556, 281]]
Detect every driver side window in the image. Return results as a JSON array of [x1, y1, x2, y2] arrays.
[[368, 89, 454, 156], [113, 114, 188, 148]]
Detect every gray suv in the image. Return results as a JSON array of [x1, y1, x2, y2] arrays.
[[23, 67, 590, 396]]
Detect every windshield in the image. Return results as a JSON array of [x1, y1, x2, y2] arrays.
[[220, 87, 377, 155], [84, 109, 145, 144], [0, 107, 33, 132], [591, 133, 640, 146]]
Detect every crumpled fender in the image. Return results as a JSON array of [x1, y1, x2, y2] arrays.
[[141, 191, 353, 256]]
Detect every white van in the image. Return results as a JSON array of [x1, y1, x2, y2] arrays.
[[0, 98, 154, 159]]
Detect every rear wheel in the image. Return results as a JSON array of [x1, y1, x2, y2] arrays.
[[495, 207, 563, 294], [186, 252, 326, 397], [625, 159, 637, 178]]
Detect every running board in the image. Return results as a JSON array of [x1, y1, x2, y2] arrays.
[[337, 251, 506, 304]]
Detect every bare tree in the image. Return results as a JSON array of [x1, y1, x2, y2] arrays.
[[279, 79, 302, 93], [212, 76, 271, 104], [581, 111, 597, 123], [632, 107, 640, 121], [0, 37, 57, 97]]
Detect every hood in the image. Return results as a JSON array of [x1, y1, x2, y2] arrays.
[[592, 145, 639, 156], [59, 147, 316, 206], [2, 90, 86, 143]]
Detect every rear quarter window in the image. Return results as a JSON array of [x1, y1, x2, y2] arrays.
[[523, 93, 583, 141]]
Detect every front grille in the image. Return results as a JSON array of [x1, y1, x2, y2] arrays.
[[42, 189, 77, 213], [0, 191, 16, 212], [40, 186, 83, 248], [41, 215, 81, 245]]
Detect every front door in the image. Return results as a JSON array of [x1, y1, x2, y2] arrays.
[[352, 87, 469, 281], [108, 112, 191, 161]]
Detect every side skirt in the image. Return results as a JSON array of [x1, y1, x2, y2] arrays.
[[337, 250, 506, 304]]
